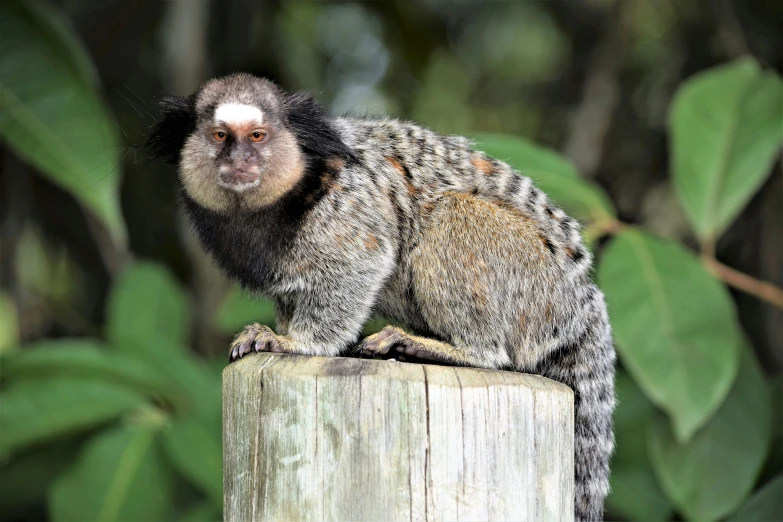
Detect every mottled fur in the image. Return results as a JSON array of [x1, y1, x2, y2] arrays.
[[146, 73, 615, 522]]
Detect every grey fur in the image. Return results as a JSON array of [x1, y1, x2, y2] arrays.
[[167, 75, 615, 522]]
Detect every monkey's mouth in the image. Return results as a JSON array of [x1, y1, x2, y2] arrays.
[[218, 169, 261, 193]]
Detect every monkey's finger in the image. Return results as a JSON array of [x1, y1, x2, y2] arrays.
[[267, 338, 284, 352], [239, 339, 253, 357], [357, 337, 392, 355], [398, 344, 421, 357]]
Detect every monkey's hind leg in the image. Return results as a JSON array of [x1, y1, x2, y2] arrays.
[[358, 325, 485, 366]]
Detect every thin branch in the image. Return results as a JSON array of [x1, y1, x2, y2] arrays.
[[590, 217, 783, 310], [702, 255, 783, 309], [586, 217, 630, 241], [700, 236, 716, 258]]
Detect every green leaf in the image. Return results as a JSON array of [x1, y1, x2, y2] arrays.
[[162, 413, 223, 507], [1, 0, 97, 86], [649, 347, 772, 521], [178, 501, 222, 522], [106, 262, 214, 420], [107, 261, 190, 351], [612, 372, 657, 466], [49, 422, 174, 522], [0, 379, 146, 456], [728, 474, 783, 522], [159, 359, 222, 508], [608, 468, 671, 522], [606, 372, 672, 521], [474, 133, 579, 178], [0, 0, 126, 247], [119, 336, 221, 424], [0, 292, 19, 354], [0, 442, 81, 515], [214, 287, 276, 334], [3, 339, 183, 404], [759, 376, 783, 482], [598, 230, 741, 441], [474, 133, 616, 224], [670, 58, 783, 241]]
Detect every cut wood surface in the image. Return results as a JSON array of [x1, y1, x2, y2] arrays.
[[223, 353, 574, 522]]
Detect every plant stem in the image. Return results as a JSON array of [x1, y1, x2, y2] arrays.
[[593, 217, 783, 310], [701, 255, 783, 309], [700, 236, 716, 257]]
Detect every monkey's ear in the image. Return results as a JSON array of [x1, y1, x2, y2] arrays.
[[284, 92, 355, 162], [144, 95, 196, 165]]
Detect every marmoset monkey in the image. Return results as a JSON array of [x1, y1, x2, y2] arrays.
[[146, 73, 615, 522]]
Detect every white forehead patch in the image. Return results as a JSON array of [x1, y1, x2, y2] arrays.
[[214, 103, 264, 125]]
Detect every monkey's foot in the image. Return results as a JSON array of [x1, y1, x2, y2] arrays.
[[229, 323, 292, 362], [357, 325, 474, 365]]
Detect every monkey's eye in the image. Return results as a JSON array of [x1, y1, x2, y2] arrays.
[[249, 131, 267, 143], [212, 131, 227, 142]]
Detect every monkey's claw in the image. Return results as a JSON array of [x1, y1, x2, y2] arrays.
[[229, 323, 288, 362]]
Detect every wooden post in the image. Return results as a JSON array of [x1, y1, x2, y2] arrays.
[[223, 353, 574, 522]]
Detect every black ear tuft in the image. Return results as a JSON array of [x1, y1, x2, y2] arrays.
[[143, 95, 196, 165], [284, 92, 356, 162]]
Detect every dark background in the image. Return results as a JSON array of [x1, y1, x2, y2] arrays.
[[1, 1, 782, 521]]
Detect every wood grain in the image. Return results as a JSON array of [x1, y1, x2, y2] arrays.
[[223, 353, 574, 521]]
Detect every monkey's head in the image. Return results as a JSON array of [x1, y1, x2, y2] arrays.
[[146, 73, 349, 212]]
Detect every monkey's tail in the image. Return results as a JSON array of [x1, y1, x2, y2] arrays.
[[533, 294, 616, 522]]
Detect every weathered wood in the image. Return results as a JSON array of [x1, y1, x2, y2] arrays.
[[223, 353, 574, 522]]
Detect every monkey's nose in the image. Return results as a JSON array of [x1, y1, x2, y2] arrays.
[[217, 161, 260, 188], [229, 149, 254, 162], [232, 160, 257, 173]]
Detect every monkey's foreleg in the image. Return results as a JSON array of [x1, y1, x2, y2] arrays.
[[229, 256, 393, 362], [358, 325, 486, 366], [229, 323, 294, 361]]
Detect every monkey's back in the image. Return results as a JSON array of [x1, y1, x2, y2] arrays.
[[335, 117, 592, 271], [331, 118, 605, 372]]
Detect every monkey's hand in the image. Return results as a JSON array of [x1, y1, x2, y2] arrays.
[[229, 323, 294, 362]]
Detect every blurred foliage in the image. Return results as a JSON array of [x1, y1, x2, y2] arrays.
[[670, 59, 783, 243], [728, 474, 783, 522], [1, 262, 223, 520], [50, 421, 175, 522], [0, 293, 19, 354], [0, 0, 126, 249], [606, 373, 672, 521], [1, 1, 782, 521], [213, 289, 276, 335], [598, 230, 742, 441], [649, 347, 772, 521]]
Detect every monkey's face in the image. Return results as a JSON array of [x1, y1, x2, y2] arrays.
[[208, 102, 272, 192], [156, 74, 306, 213]]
